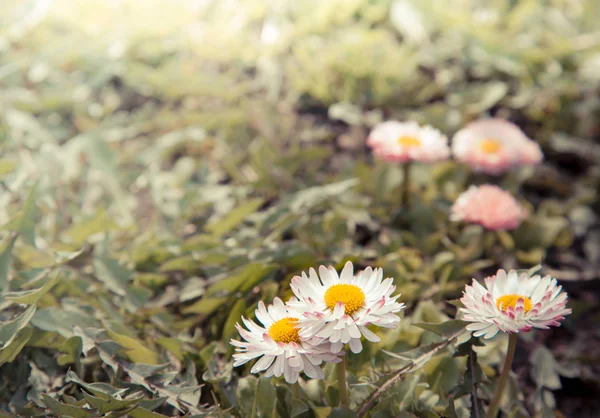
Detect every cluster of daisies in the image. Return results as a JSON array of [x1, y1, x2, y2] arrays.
[[368, 118, 541, 231], [231, 262, 405, 383], [231, 261, 570, 384]]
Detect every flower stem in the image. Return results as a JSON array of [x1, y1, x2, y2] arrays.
[[488, 333, 518, 418], [291, 382, 301, 399], [336, 356, 349, 407], [402, 162, 411, 210]]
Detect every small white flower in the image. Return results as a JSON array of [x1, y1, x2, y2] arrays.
[[231, 298, 338, 384], [460, 269, 571, 339], [367, 121, 450, 163], [288, 262, 405, 354]]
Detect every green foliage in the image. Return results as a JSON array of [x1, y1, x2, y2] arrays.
[[0, 0, 597, 417]]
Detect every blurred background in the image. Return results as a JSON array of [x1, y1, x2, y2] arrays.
[[1, 0, 600, 416]]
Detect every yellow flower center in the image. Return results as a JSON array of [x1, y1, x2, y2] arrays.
[[480, 139, 502, 154], [397, 136, 422, 148], [324, 284, 366, 316], [267, 318, 301, 344], [495, 294, 532, 312]]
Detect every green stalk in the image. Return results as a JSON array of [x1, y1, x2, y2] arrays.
[[488, 333, 518, 418], [402, 162, 412, 210], [291, 382, 301, 399], [336, 356, 349, 407]]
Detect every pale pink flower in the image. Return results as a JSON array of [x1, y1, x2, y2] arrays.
[[450, 185, 526, 230], [452, 119, 543, 174], [367, 121, 450, 163], [460, 269, 571, 339]]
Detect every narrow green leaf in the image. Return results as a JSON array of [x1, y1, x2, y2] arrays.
[[158, 255, 197, 273], [255, 377, 276, 418], [63, 209, 119, 244], [0, 182, 38, 246], [0, 160, 17, 176], [223, 299, 246, 349], [0, 327, 33, 365], [57, 336, 83, 367], [94, 255, 131, 296], [208, 263, 277, 296], [106, 329, 160, 364], [0, 234, 17, 291], [0, 304, 37, 348], [66, 370, 128, 398], [83, 391, 142, 414], [206, 198, 264, 237], [182, 297, 228, 315], [5, 270, 60, 304], [41, 394, 93, 418], [128, 407, 170, 418]]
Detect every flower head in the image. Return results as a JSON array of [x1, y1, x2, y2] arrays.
[[452, 119, 543, 174], [460, 269, 571, 339], [288, 262, 405, 354], [367, 121, 450, 163], [450, 185, 526, 230], [231, 297, 339, 383]]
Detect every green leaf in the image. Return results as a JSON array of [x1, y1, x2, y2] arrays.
[[328, 406, 358, 418], [156, 337, 184, 361], [223, 299, 246, 350], [4, 269, 60, 304], [83, 391, 142, 414], [206, 198, 264, 237], [128, 407, 170, 418], [0, 304, 37, 348], [63, 209, 119, 244], [235, 376, 257, 417], [0, 327, 33, 365], [94, 254, 131, 296], [31, 307, 100, 338], [397, 373, 422, 411], [41, 394, 93, 418], [106, 329, 161, 364], [159, 255, 197, 273], [58, 336, 83, 367], [0, 182, 38, 246], [254, 377, 276, 418], [0, 160, 17, 176], [66, 370, 129, 398], [0, 234, 17, 291], [530, 346, 562, 390], [182, 296, 229, 315], [413, 320, 468, 338], [208, 263, 277, 296]]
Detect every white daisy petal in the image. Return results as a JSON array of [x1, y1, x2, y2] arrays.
[[349, 338, 363, 354]]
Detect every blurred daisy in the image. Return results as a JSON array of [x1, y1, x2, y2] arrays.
[[231, 297, 339, 383], [450, 184, 526, 230], [452, 119, 543, 174], [288, 262, 405, 354], [460, 269, 571, 339], [367, 121, 450, 163]]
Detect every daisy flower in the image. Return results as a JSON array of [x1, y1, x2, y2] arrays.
[[288, 262, 405, 354], [367, 120, 450, 163], [450, 184, 526, 230], [460, 269, 571, 339], [231, 297, 340, 383], [452, 118, 543, 174]]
